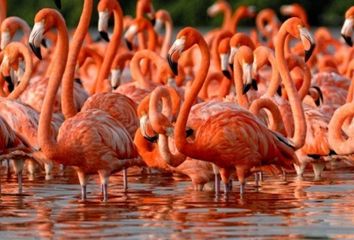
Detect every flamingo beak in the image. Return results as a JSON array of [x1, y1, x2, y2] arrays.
[[207, 4, 219, 17], [311, 86, 324, 106], [41, 39, 48, 48], [29, 21, 45, 60], [341, 18, 353, 47], [99, 31, 110, 42], [124, 25, 137, 51], [228, 47, 237, 70], [0, 31, 10, 50], [221, 53, 232, 80], [167, 38, 185, 76], [242, 63, 254, 94], [4, 75, 14, 92], [110, 69, 122, 90], [53, 0, 61, 9], [299, 27, 315, 62], [154, 19, 163, 33], [98, 11, 110, 42]]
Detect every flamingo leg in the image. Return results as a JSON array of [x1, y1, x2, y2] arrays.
[[6, 159, 11, 175], [123, 168, 128, 191], [212, 164, 220, 195], [98, 170, 109, 202], [102, 183, 108, 202], [44, 163, 53, 180], [17, 172, 23, 194], [312, 162, 325, 180], [76, 170, 88, 201]]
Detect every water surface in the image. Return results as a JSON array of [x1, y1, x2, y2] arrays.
[[1, 163, 354, 239]]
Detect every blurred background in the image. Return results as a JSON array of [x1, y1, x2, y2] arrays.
[[7, 0, 353, 28]]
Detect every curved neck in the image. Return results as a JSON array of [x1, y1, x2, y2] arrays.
[[275, 25, 306, 149], [7, 44, 32, 100], [130, 50, 160, 89], [220, 4, 232, 30], [96, 2, 123, 93], [39, 14, 69, 158], [160, 18, 172, 58], [263, 50, 281, 97], [158, 134, 186, 167], [230, 7, 249, 33], [249, 97, 287, 135], [328, 102, 354, 155], [61, 0, 92, 118], [175, 38, 210, 155], [85, 48, 103, 94], [288, 57, 311, 101]]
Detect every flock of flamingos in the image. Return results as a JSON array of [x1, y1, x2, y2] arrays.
[[0, 0, 353, 202]]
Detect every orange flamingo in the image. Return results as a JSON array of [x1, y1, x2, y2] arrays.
[[0, 42, 61, 190], [255, 8, 280, 47], [29, 8, 143, 202], [167, 23, 311, 194], [280, 3, 309, 28], [207, 0, 232, 31], [341, 6, 354, 47], [109, 51, 134, 90]]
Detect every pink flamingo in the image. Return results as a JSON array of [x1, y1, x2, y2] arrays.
[[29, 8, 143, 201]]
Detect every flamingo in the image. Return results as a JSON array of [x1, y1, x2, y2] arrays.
[[1, 16, 31, 50], [166, 21, 312, 194], [0, 42, 61, 180], [207, 0, 232, 31], [280, 3, 309, 28], [29, 8, 143, 202], [154, 9, 173, 58], [110, 51, 134, 90], [255, 8, 280, 47]]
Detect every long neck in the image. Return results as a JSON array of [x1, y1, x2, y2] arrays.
[[230, 8, 246, 33], [96, 2, 123, 93], [264, 50, 281, 97], [294, 59, 311, 101], [61, 0, 92, 118], [160, 18, 172, 58], [275, 27, 306, 149], [130, 51, 156, 89], [249, 98, 287, 135], [39, 17, 69, 158], [86, 48, 103, 94], [7, 44, 32, 100], [175, 39, 210, 154], [328, 102, 354, 155], [158, 134, 186, 167], [0, 0, 6, 24], [220, 4, 232, 30]]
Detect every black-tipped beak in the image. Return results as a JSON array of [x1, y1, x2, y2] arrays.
[[144, 134, 158, 143], [277, 86, 282, 96], [125, 39, 133, 51], [150, 18, 156, 26], [243, 83, 251, 94], [41, 39, 47, 48], [341, 34, 353, 47], [229, 63, 234, 71], [99, 31, 110, 42], [167, 54, 178, 75], [54, 0, 61, 9], [304, 43, 315, 62], [252, 79, 258, 91], [74, 78, 83, 86], [112, 85, 118, 90], [311, 85, 323, 106], [222, 70, 232, 80], [186, 128, 194, 138], [29, 43, 42, 60], [4, 75, 14, 92]]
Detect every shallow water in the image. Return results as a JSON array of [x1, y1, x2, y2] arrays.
[[1, 163, 354, 239]]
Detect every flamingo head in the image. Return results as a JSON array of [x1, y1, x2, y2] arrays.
[[98, 10, 111, 42], [341, 15, 353, 47], [308, 86, 324, 107], [29, 9, 64, 60], [207, 1, 222, 17], [124, 18, 152, 51], [233, 46, 257, 94], [168, 27, 201, 75]]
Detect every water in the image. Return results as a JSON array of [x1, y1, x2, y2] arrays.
[[1, 163, 354, 239]]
